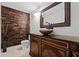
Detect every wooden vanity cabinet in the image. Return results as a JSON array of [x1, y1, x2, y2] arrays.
[[30, 34, 79, 57], [71, 51, 79, 57], [30, 35, 41, 57], [41, 41, 67, 57], [69, 44, 79, 56]]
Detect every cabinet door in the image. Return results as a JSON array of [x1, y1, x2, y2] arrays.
[[71, 51, 79, 57], [41, 42, 66, 57], [70, 44, 79, 57], [30, 36, 41, 57]]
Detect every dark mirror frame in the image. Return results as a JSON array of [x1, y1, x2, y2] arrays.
[[40, 2, 71, 28]]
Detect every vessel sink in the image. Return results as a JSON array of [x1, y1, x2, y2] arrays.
[[39, 28, 53, 35]]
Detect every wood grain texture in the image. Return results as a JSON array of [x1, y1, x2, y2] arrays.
[[1, 6, 30, 48], [30, 35, 42, 57], [30, 34, 79, 57]]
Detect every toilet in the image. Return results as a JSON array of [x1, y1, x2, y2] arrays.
[[21, 40, 29, 56], [21, 40, 29, 50]]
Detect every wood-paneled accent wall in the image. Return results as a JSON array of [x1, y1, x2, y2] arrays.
[[1, 6, 30, 48]]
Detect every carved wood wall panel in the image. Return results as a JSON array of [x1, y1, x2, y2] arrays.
[[1, 6, 30, 48]]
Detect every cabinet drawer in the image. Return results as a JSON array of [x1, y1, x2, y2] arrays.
[[30, 35, 41, 41], [41, 41, 67, 57], [42, 38, 68, 49], [70, 44, 79, 51], [71, 51, 79, 57]]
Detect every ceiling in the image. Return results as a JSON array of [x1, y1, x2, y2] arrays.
[[1, 2, 53, 13]]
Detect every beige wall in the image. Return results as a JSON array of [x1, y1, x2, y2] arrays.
[[0, 2, 79, 51], [30, 2, 79, 37]]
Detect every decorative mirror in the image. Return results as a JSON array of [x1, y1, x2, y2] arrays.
[[40, 2, 71, 28]]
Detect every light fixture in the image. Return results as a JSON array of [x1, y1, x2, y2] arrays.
[[34, 11, 40, 16]]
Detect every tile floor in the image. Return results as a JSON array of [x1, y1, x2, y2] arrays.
[[0, 45, 30, 57]]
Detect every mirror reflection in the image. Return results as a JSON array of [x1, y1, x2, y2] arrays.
[[42, 3, 64, 25]]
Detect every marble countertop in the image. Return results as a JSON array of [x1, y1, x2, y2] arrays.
[[30, 32, 79, 44]]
